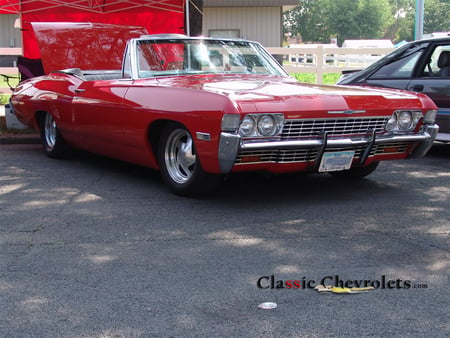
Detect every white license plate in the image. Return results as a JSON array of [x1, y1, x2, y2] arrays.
[[319, 151, 355, 172]]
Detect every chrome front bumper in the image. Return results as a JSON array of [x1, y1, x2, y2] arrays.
[[218, 124, 439, 173]]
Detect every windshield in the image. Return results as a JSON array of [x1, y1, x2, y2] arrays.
[[136, 38, 287, 78]]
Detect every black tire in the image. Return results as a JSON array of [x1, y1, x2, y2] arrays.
[[39, 112, 67, 158], [328, 161, 379, 179], [157, 123, 221, 197]]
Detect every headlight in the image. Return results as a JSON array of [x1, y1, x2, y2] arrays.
[[239, 115, 256, 136], [238, 113, 284, 137], [385, 110, 422, 132], [257, 115, 276, 136], [398, 111, 413, 130]]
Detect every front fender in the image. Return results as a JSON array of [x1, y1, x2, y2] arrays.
[[127, 86, 241, 174]]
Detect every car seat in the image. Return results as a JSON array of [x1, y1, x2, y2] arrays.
[[438, 51, 450, 77]]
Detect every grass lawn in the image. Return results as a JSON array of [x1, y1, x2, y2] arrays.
[[0, 93, 12, 105], [291, 73, 340, 85], [0, 74, 19, 104], [0, 74, 19, 87]]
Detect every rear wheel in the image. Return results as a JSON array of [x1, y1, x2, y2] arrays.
[[158, 123, 221, 196], [40, 112, 67, 158], [328, 161, 379, 179]]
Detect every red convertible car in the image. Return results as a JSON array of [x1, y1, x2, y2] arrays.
[[11, 23, 439, 196]]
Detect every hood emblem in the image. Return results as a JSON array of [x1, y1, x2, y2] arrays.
[[328, 110, 366, 115]]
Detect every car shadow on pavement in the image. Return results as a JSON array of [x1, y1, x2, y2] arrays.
[[61, 144, 448, 207]]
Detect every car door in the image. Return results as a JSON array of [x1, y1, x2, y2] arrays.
[[70, 78, 133, 155], [406, 43, 450, 107], [362, 42, 428, 91], [407, 43, 450, 137]]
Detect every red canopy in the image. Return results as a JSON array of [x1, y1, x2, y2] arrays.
[[0, 0, 185, 58], [0, 0, 19, 14]]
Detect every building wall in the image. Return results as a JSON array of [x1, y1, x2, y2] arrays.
[[0, 15, 21, 47], [203, 7, 282, 46]]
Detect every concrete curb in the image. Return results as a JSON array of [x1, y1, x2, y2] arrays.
[[0, 133, 41, 145]]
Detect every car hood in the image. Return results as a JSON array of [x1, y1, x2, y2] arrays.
[[31, 22, 147, 74], [154, 74, 430, 114]]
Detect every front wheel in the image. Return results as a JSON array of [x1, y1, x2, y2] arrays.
[[157, 124, 221, 196], [328, 161, 379, 179], [40, 112, 67, 158]]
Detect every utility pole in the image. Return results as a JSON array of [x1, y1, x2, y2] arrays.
[[185, 0, 190, 36], [414, 0, 424, 40], [185, 0, 203, 36]]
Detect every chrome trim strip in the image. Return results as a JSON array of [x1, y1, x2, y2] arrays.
[[240, 133, 433, 151], [196, 132, 211, 141], [284, 116, 386, 121], [328, 110, 366, 114], [411, 124, 439, 158], [218, 132, 240, 173]]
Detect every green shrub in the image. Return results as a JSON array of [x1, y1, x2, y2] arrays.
[[291, 73, 340, 85], [0, 93, 11, 105]]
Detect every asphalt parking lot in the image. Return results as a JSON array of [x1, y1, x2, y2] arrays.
[[1, 142, 449, 337]]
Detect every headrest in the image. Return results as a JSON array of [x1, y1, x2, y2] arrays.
[[438, 51, 450, 68]]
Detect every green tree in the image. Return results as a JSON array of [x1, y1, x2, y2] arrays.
[[422, 0, 450, 34], [328, 0, 393, 44], [396, 0, 450, 41], [284, 0, 332, 43], [284, 0, 393, 45], [284, 0, 449, 44], [385, 0, 414, 41]]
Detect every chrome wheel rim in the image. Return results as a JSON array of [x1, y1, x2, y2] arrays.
[[44, 113, 57, 149], [164, 129, 196, 184]]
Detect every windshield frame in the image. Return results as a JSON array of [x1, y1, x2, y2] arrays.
[[126, 36, 288, 79]]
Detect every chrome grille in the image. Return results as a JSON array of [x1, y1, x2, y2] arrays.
[[281, 117, 389, 139], [278, 149, 318, 163]]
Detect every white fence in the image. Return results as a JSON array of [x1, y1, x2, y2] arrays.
[[0, 47, 21, 94], [0, 47, 21, 75], [266, 46, 394, 84]]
